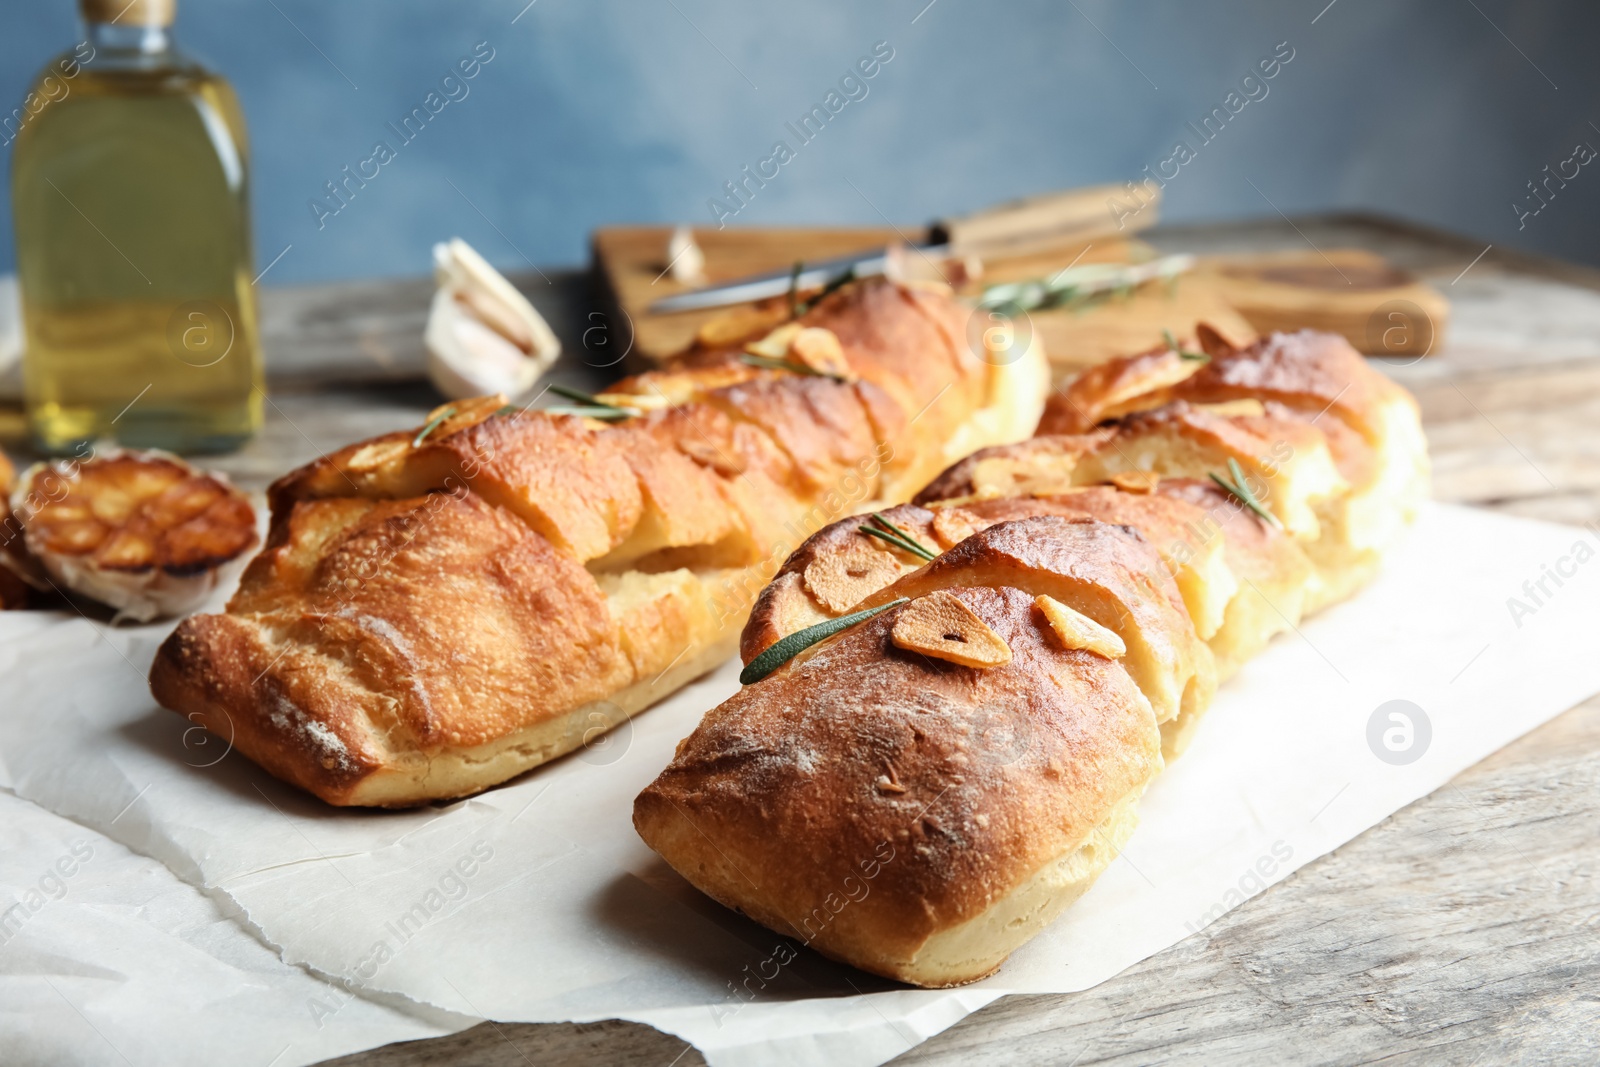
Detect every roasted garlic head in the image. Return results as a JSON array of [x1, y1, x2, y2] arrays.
[[11, 450, 258, 622]]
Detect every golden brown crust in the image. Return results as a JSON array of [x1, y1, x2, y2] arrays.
[[1047, 345, 1204, 434], [744, 488, 1230, 666], [639, 328, 1428, 986], [1176, 328, 1409, 443], [152, 491, 633, 804], [912, 431, 1116, 505], [853, 517, 1214, 736], [634, 585, 1161, 982], [1039, 327, 1417, 488], [154, 278, 1047, 805]]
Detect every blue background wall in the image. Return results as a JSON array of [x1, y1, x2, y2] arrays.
[[3, 0, 1597, 284]]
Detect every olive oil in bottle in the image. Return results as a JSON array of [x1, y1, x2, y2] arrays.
[[11, 0, 263, 454]]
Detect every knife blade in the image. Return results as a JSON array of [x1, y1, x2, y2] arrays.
[[648, 242, 950, 314]]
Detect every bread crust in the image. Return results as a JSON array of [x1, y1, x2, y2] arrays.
[[637, 328, 1430, 986], [151, 279, 1048, 806], [634, 584, 1161, 985]]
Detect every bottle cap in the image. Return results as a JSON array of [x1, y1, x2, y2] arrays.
[[81, 0, 176, 26]]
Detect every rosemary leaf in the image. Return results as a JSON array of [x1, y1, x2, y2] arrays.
[[546, 404, 636, 421], [1209, 459, 1282, 529], [1162, 328, 1209, 362], [738, 353, 848, 383], [863, 512, 937, 560], [548, 384, 631, 411], [859, 525, 937, 561], [979, 253, 1194, 315], [412, 407, 457, 447], [740, 597, 910, 685]]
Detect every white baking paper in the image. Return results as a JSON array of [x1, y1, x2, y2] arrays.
[[0, 789, 471, 1066], [1, 502, 1597, 1067]]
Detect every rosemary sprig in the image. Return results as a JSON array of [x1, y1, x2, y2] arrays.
[[546, 405, 637, 421], [858, 512, 936, 561], [495, 404, 520, 416], [740, 597, 911, 684], [548, 384, 635, 412], [543, 384, 639, 420], [412, 406, 457, 447], [979, 253, 1196, 315], [738, 352, 848, 383], [1162, 328, 1210, 362], [795, 265, 857, 317], [1209, 457, 1282, 529]]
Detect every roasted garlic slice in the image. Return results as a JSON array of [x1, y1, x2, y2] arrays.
[[1036, 595, 1126, 659], [804, 541, 907, 615], [11, 450, 258, 622], [891, 590, 1012, 668]]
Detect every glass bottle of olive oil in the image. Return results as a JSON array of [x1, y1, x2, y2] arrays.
[[11, 0, 263, 454]]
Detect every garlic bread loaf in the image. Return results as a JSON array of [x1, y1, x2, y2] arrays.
[[149, 279, 1048, 806], [634, 328, 1428, 986]]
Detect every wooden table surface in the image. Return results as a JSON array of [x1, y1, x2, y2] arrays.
[[18, 213, 1596, 1066]]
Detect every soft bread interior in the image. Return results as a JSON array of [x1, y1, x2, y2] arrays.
[[1068, 419, 1346, 541], [941, 330, 1051, 471]]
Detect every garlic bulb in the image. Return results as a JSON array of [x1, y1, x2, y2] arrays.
[[10, 449, 259, 622], [667, 226, 707, 286], [424, 238, 560, 402]]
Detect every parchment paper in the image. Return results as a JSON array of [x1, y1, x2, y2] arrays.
[[2, 502, 1597, 1067]]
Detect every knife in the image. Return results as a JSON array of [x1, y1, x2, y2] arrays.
[[648, 244, 947, 314], [647, 183, 1160, 315]]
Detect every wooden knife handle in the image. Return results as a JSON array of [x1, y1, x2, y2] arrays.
[[932, 183, 1160, 256]]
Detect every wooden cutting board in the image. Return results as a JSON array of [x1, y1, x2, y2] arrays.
[[1201, 248, 1449, 356], [592, 228, 1443, 374], [593, 226, 1256, 374]]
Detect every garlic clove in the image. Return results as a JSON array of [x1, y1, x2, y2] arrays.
[[424, 238, 560, 402], [667, 225, 707, 287]]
